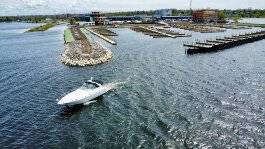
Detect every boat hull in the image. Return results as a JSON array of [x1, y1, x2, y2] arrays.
[[58, 86, 110, 106]]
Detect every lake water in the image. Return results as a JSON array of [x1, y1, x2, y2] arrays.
[[0, 22, 265, 148], [239, 18, 265, 24]]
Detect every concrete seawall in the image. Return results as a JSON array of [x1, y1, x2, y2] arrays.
[[86, 28, 117, 45]]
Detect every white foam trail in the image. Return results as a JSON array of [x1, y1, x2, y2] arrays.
[[104, 77, 131, 90], [83, 100, 97, 106], [83, 78, 130, 106]]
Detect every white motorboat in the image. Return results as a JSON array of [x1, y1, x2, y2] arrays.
[[57, 78, 111, 106]]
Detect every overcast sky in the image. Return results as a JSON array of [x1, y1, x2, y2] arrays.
[[1, 0, 265, 16]]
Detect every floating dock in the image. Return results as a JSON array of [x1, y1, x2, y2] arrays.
[[170, 23, 226, 33], [131, 26, 191, 38], [207, 24, 251, 30], [90, 28, 118, 36], [184, 31, 265, 54]]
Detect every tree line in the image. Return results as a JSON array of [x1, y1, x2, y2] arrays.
[[105, 9, 265, 18], [1, 9, 265, 23], [0, 15, 56, 23]]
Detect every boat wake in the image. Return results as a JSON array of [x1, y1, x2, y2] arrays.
[[81, 77, 130, 106], [104, 77, 131, 90]]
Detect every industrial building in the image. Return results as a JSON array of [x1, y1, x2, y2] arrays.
[[192, 10, 218, 22], [91, 12, 105, 25], [161, 16, 192, 21], [73, 12, 106, 25], [154, 9, 173, 18], [106, 15, 153, 21], [106, 16, 135, 21], [64, 9, 192, 25]]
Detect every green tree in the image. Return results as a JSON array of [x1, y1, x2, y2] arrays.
[[6, 17, 14, 22], [69, 17, 76, 25], [27, 17, 32, 22], [52, 19, 58, 24], [75, 17, 80, 21], [232, 16, 240, 23], [218, 11, 227, 21]]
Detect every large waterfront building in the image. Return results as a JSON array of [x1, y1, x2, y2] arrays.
[[161, 16, 192, 21], [106, 15, 153, 21], [59, 9, 191, 25], [154, 9, 173, 18], [91, 12, 106, 25], [192, 10, 218, 22]]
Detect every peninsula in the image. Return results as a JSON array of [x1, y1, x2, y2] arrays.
[[26, 23, 55, 32], [61, 25, 112, 67]]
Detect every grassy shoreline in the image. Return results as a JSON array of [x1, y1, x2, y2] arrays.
[[64, 27, 93, 43], [238, 23, 265, 28], [80, 28, 93, 41], [64, 28, 75, 43], [26, 23, 55, 32]]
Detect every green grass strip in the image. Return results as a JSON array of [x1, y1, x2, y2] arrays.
[[80, 28, 93, 41], [26, 23, 55, 32], [64, 28, 75, 43], [239, 23, 265, 27]]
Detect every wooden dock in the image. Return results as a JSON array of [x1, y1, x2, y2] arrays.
[[139, 26, 177, 38], [131, 26, 191, 38], [170, 23, 226, 33], [184, 31, 265, 54]]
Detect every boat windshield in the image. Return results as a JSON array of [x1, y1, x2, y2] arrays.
[[80, 83, 97, 90]]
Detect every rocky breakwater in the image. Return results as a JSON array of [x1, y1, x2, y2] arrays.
[[61, 40, 112, 67]]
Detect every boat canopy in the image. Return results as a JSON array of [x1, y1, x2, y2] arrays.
[[85, 79, 103, 87]]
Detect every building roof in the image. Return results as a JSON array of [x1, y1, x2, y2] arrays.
[[161, 16, 192, 18]]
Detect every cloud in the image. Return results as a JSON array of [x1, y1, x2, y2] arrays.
[[22, 0, 48, 9], [1, 0, 265, 16]]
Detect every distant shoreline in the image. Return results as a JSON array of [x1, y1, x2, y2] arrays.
[[25, 23, 55, 32]]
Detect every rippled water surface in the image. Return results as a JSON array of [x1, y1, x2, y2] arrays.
[[0, 22, 265, 148], [239, 18, 265, 24]]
